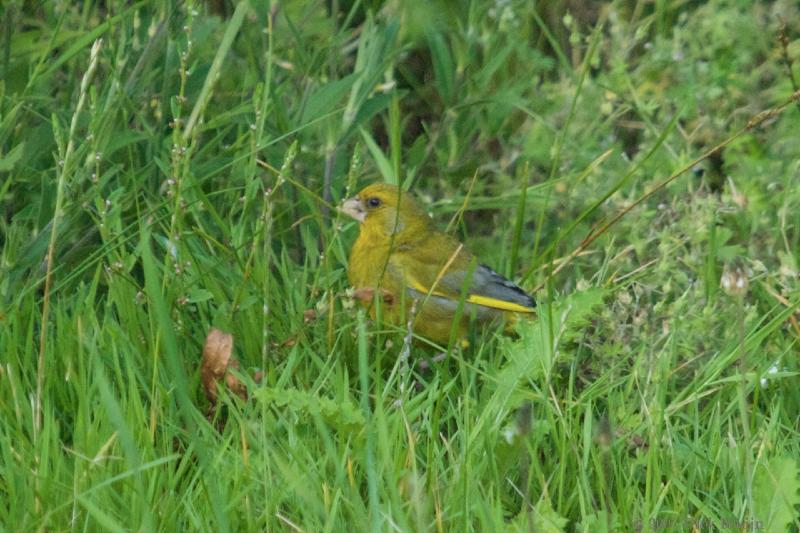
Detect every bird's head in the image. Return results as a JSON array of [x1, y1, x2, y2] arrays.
[[340, 183, 431, 241]]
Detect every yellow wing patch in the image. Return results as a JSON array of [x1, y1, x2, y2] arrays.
[[407, 278, 535, 313], [464, 294, 536, 313]]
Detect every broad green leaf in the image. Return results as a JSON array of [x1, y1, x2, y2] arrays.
[[255, 387, 365, 434], [427, 31, 455, 104], [187, 288, 214, 303], [301, 74, 356, 125], [360, 127, 395, 184], [753, 456, 800, 532], [510, 496, 569, 533], [0, 142, 25, 172], [495, 287, 607, 409]]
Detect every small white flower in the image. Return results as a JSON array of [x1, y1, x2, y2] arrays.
[[760, 364, 779, 387]]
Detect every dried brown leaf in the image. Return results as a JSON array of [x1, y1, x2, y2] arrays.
[[201, 328, 247, 404], [352, 287, 394, 305]]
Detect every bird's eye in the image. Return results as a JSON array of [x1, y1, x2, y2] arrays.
[[366, 197, 381, 208]]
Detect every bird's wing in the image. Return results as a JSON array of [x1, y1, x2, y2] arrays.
[[396, 233, 536, 313]]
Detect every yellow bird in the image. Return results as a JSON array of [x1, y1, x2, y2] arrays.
[[340, 183, 536, 345]]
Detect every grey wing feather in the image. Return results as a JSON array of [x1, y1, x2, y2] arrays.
[[438, 263, 536, 309]]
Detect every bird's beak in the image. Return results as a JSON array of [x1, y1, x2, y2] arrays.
[[339, 197, 366, 223]]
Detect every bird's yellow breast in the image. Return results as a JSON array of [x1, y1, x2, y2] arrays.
[[342, 183, 535, 346]]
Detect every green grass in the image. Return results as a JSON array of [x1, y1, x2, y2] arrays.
[[2, 0, 800, 531]]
